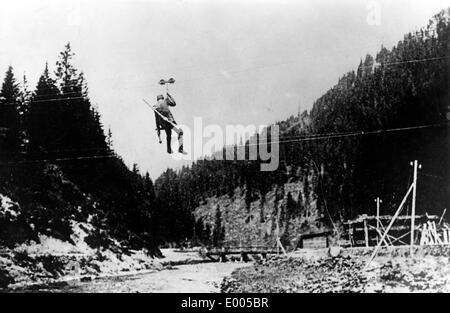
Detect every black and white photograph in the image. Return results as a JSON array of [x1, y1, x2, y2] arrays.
[[0, 0, 449, 302]]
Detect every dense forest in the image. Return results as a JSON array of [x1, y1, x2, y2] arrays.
[[153, 9, 450, 245], [0, 44, 158, 252], [0, 10, 449, 250]]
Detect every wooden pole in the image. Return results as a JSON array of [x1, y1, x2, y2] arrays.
[[143, 99, 180, 129], [277, 237, 287, 255], [364, 219, 369, 247], [368, 224, 390, 247], [365, 183, 414, 270], [410, 160, 419, 257], [375, 197, 381, 244], [439, 208, 447, 225]]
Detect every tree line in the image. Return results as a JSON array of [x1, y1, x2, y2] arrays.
[[1, 9, 449, 249], [0, 43, 158, 252], [153, 9, 450, 246]]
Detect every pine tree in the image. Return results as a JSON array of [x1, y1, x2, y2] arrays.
[[55, 43, 79, 94], [0, 66, 22, 160], [18, 74, 32, 119], [27, 63, 61, 158], [53, 42, 107, 158]]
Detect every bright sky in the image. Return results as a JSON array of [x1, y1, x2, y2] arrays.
[[0, 0, 448, 178]]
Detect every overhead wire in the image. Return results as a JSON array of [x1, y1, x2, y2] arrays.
[[0, 154, 117, 166], [112, 54, 450, 92], [244, 122, 449, 147], [0, 54, 447, 106], [5, 122, 446, 167], [0, 54, 447, 165]]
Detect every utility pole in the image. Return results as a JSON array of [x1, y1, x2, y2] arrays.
[[410, 160, 421, 257], [374, 197, 382, 243]]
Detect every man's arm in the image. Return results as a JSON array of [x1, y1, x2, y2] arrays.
[[166, 93, 176, 106]]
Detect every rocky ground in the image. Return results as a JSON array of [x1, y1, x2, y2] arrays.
[[4, 234, 450, 293], [0, 225, 206, 292], [16, 262, 249, 293], [1, 248, 213, 292], [221, 246, 450, 293]]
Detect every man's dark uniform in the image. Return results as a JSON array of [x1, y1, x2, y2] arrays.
[[154, 93, 184, 154]]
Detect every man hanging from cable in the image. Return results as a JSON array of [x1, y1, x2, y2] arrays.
[[153, 92, 185, 154]]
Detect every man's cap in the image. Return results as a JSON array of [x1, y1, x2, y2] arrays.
[[157, 94, 164, 100]]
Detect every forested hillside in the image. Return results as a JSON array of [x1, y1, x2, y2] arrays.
[[0, 44, 158, 252], [154, 9, 450, 246], [0, 9, 449, 252]]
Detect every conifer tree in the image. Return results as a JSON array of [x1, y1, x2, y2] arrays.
[[52, 42, 107, 158], [0, 66, 22, 160], [27, 63, 61, 157]]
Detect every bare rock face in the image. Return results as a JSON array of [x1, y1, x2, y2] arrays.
[[194, 180, 321, 249], [328, 246, 342, 258]]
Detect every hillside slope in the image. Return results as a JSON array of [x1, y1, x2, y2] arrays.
[[154, 8, 450, 247], [0, 44, 161, 287]]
